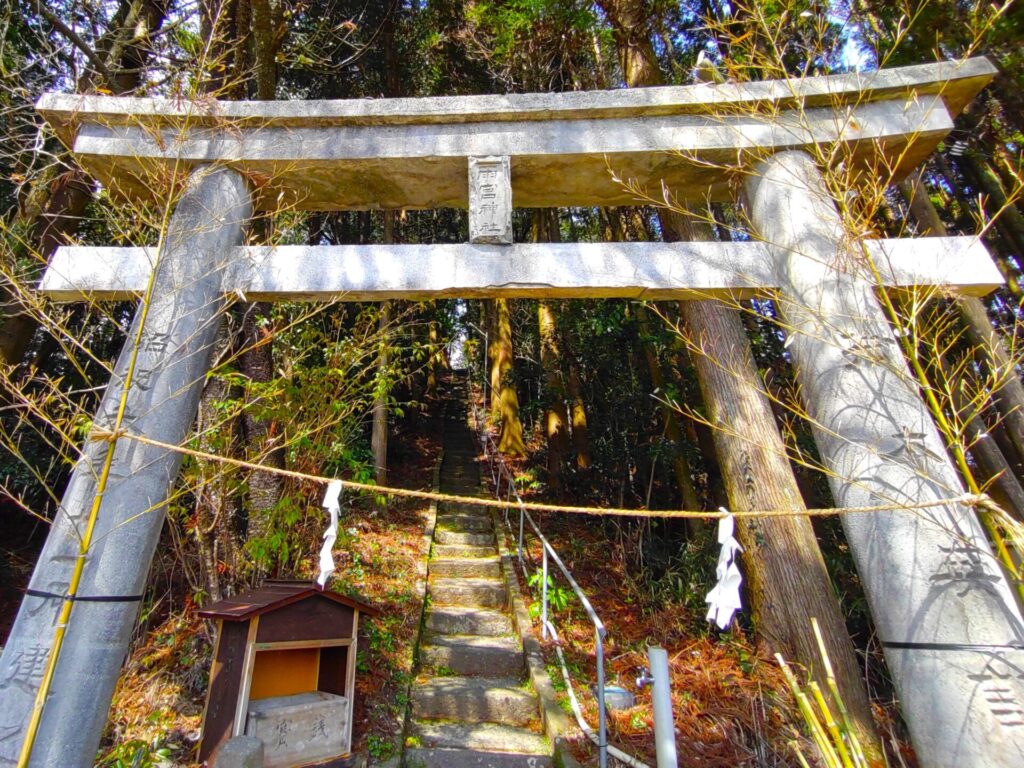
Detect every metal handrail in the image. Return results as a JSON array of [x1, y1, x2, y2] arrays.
[[471, 398, 652, 768]]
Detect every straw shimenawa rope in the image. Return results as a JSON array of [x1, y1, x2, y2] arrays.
[[94, 428, 1005, 521]]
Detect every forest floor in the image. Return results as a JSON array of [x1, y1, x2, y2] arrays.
[[472, 389, 912, 768], [492, 469, 808, 767], [509, 515, 914, 768]]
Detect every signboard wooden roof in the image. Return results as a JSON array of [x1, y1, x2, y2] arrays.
[[199, 580, 380, 622]]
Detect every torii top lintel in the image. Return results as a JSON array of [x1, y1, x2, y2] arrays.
[[36, 58, 994, 212]]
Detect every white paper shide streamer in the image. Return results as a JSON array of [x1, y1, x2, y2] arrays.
[[317, 480, 343, 587], [705, 508, 743, 629]]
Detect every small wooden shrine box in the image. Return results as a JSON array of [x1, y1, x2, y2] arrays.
[[197, 580, 379, 767]]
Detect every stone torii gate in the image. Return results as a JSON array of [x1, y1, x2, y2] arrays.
[[2, 58, 1023, 768]]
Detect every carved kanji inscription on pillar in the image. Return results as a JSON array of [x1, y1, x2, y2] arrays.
[[469, 156, 512, 244]]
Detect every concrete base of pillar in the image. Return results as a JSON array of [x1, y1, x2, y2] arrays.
[[214, 736, 264, 768]]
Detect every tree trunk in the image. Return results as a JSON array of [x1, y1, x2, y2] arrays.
[[427, 320, 440, 400], [494, 298, 525, 456], [194, 349, 243, 602], [201, 0, 249, 98], [250, 0, 279, 100], [534, 210, 571, 493], [236, 2, 288, 539], [239, 302, 285, 541], [372, 212, 397, 508], [597, 0, 882, 756], [565, 356, 593, 468], [940, 353, 1024, 520], [596, 0, 662, 88], [538, 301, 570, 494], [372, 303, 391, 494], [678, 258, 881, 758], [487, 299, 500, 420], [964, 149, 1024, 254], [602, 203, 703, 512], [959, 151, 1024, 296]]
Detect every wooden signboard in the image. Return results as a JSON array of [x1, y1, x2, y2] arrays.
[[197, 580, 379, 767]]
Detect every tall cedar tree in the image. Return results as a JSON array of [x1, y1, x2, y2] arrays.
[[597, 0, 883, 757]]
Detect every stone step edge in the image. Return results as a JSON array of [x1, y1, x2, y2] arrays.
[[402, 747, 554, 768], [410, 676, 539, 728], [408, 721, 550, 755], [488, 508, 581, 768], [387, 448, 444, 765], [429, 576, 506, 589], [420, 633, 522, 654], [431, 543, 497, 559], [418, 630, 524, 672]]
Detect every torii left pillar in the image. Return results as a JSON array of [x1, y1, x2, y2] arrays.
[[0, 166, 251, 767]]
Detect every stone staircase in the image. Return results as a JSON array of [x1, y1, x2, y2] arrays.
[[404, 378, 552, 767]]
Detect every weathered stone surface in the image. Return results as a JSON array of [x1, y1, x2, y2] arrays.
[[436, 515, 494, 533], [40, 237, 1001, 302], [469, 156, 512, 244], [36, 59, 994, 210], [435, 530, 495, 547], [421, 635, 523, 677], [432, 543, 497, 559], [441, 482, 483, 495], [37, 58, 993, 137], [0, 167, 251, 768], [412, 676, 538, 726], [747, 150, 1024, 768], [408, 379, 552, 768], [429, 578, 506, 607], [246, 692, 349, 768], [402, 747, 553, 767], [52, 99, 951, 210], [425, 606, 514, 636], [431, 557, 502, 579], [213, 736, 264, 768], [410, 722, 548, 754]]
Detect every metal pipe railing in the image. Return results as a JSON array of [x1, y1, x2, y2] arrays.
[[646, 647, 679, 768], [469, 397, 655, 768]]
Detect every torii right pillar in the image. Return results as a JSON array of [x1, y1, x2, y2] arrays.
[[746, 150, 1024, 768]]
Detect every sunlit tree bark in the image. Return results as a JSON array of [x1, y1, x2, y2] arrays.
[[494, 298, 525, 456]]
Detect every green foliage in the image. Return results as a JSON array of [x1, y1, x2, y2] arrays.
[[95, 738, 171, 768], [366, 618, 398, 655], [367, 735, 395, 760], [466, 0, 598, 67], [527, 571, 572, 616]]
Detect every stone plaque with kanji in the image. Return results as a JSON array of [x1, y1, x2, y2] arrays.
[[469, 156, 513, 244]]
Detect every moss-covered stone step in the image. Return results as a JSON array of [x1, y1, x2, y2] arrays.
[[435, 529, 494, 547], [430, 577, 506, 608], [411, 676, 538, 727], [432, 543, 495, 559], [430, 557, 501, 580], [425, 606, 513, 636], [420, 635, 522, 677], [408, 721, 548, 755]]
